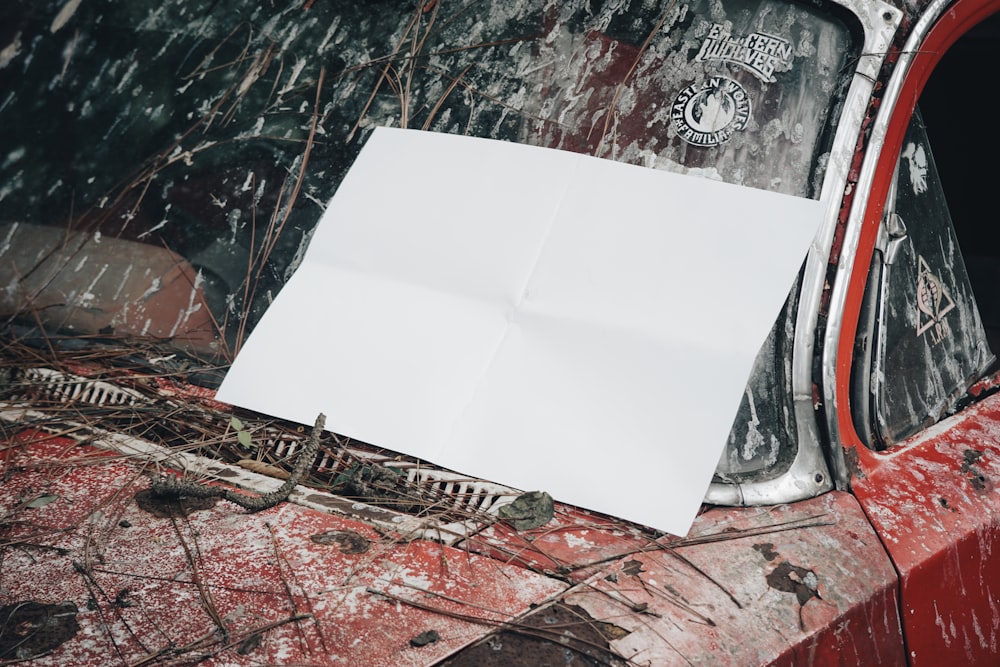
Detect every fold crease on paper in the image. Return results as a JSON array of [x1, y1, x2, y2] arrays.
[[217, 126, 824, 536]]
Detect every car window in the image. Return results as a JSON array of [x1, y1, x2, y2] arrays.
[[714, 271, 800, 482], [853, 109, 994, 448], [0, 1, 859, 356], [0, 0, 860, 489]]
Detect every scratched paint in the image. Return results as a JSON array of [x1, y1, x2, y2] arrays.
[[850, 387, 1000, 665], [561, 492, 905, 665], [0, 436, 568, 666], [49, 0, 82, 33]]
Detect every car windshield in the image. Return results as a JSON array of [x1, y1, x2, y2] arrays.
[[1, 0, 859, 487], [1, 0, 858, 356]]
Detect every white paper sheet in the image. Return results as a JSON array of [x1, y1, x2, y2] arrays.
[[217, 127, 824, 536]]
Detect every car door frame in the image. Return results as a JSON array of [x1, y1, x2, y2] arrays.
[[824, 0, 1000, 663]]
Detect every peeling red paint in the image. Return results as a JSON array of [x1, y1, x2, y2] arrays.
[[561, 493, 905, 666], [851, 391, 1000, 666], [0, 437, 566, 666], [1, 428, 912, 666], [460, 505, 654, 582], [3, 2, 1000, 664]]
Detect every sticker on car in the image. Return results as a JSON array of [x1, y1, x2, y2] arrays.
[[670, 76, 752, 147], [695, 23, 794, 82]]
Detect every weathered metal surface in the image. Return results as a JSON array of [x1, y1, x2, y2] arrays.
[[460, 504, 656, 583], [1, 408, 909, 666], [556, 492, 904, 666], [850, 389, 1000, 665], [825, 1, 1000, 663], [0, 433, 567, 666], [5, 1, 998, 663]]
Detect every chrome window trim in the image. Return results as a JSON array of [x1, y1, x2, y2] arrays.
[[706, 0, 902, 505], [819, 0, 953, 485]]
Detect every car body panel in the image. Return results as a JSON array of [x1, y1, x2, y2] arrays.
[[3, 0, 1000, 664], [563, 491, 904, 666], [0, 432, 569, 666], [850, 391, 1000, 664], [823, 0, 1000, 663], [0, 223, 217, 355], [0, 425, 903, 666]]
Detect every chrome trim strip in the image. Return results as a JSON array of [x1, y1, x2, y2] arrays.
[[819, 0, 952, 481], [706, 0, 902, 505]]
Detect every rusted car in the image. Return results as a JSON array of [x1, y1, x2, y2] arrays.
[[1, 0, 999, 664]]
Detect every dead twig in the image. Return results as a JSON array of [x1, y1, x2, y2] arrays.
[[421, 62, 474, 131], [169, 515, 229, 641], [266, 522, 329, 655], [347, 7, 423, 140], [594, 0, 678, 157], [71, 561, 147, 662], [569, 514, 836, 574], [233, 66, 325, 355], [127, 613, 313, 667], [149, 414, 325, 512], [662, 546, 741, 609]]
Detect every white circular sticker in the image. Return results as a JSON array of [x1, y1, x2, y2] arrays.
[[671, 77, 751, 147]]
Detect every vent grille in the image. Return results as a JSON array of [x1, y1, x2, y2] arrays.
[[22, 367, 146, 406], [3, 366, 521, 541]]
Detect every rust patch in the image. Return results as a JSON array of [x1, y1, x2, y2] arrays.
[[963, 449, 984, 466], [766, 560, 821, 630], [752, 542, 779, 561], [621, 559, 644, 577], [0, 601, 79, 660], [113, 589, 136, 609], [134, 488, 217, 518], [440, 603, 628, 667], [236, 633, 263, 655], [593, 620, 631, 641], [843, 445, 864, 480], [409, 630, 440, 647], [938, 496, 957, 512], [960, 449, 992, 492], [310, 529, 371, 554], [767, 561, 820, 606]]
